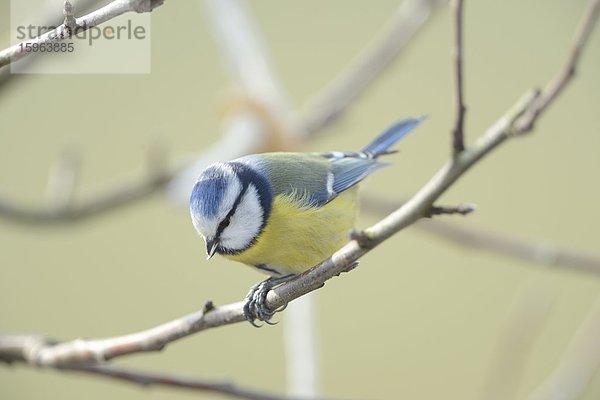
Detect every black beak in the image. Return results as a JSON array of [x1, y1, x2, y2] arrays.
[[205, 238, 218, 260]]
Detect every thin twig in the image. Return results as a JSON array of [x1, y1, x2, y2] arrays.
[[0, 0, 165, 69], [362, 196, 600, 275], [513, 0, 600, 134], [63, 0, 78, 32], [451, 0, 466, 155], [0, 0, 102, 91], [300, 0, 441, 136], [427, 203, 475, 217]]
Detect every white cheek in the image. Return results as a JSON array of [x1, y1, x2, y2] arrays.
[[220, 185, 264, 251], [191, 213, 218, 239]]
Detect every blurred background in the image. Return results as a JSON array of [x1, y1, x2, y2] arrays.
[[1, 0, 600, 399]]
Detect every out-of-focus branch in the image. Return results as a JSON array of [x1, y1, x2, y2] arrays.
[[478, 281, 555, 400], [203, 0, 299, 137], [67, 364, 318, 400], [420, 218, 600, 274], [284, 297, 319, 397], [0, 164, 179, 225], [451, 0, 466, 155], [514, 0, 600, 134], [362, 196, 600, 275], [0, 0, 439, 224], [300, 0, 441, 136], [527, 297, 600, 400], [168, 0, 441, 202], [0, 0, 165, 69], [166, 0, 305, 205]]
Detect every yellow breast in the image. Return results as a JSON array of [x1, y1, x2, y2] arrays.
[[225, 187, 359, 275]]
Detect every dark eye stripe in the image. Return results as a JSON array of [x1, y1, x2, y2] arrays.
[[213, 162, 272, 256], [215, 183, 249, 241]]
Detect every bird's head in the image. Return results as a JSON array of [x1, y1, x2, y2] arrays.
[[189, 162, 272, 259]]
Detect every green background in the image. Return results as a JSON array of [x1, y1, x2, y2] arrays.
[[1, 0, 600, 399]]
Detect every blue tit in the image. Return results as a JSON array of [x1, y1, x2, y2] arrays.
[[189, 117, 425, 324]]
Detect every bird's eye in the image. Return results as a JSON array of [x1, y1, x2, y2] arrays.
[[217, 213, 232, 234], [214, 183, 250, 243]]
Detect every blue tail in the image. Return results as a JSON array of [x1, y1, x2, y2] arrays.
[[361, 116, 426, 157]]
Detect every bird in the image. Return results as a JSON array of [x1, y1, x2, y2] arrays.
[[189, 117, 425, 325]]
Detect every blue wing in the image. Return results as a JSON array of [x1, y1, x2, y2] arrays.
[[259, 151, 385, 207], [315, 117, 426, 204], [361, 116, 426, 156], [330, 156, 385, 195], [239, 116, 424, 208]]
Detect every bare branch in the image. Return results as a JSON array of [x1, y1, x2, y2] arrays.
[[362, 196, 600, 275], [0, 336, 313, 400], [513, 0, 600, 134], [0, 299, 247, 366], [300, 0, 441, 136], [0, 93, 557, 368], [1, 0, 598, 370], [0, 0, 165, 69], [451, 0, 466, 155], [0, 0, 102, 90]]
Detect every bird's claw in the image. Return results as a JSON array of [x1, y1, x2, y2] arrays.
[[243, 275, 294, 326]]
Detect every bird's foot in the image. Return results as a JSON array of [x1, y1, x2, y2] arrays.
[[243, 275, 295, 327]]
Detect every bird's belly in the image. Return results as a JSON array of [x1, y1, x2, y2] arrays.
[[225, 188, 359, 276]]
